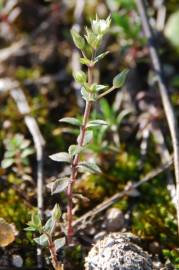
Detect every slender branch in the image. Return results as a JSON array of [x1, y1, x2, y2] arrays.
[[73, 159, 173, 230], [135, 0, 179, 233], [97, 86, 116, 99], [45, 232, 63, 270], [67, 65, 94, 244]]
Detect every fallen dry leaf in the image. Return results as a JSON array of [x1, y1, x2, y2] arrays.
[[0, 218, 17, 247]]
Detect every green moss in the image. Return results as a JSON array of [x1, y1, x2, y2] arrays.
[[113, 198, 128, 212], [15, 66, 41, 81], [132, 176, 177, 247], [65, 244, 84, 269], [0, 187, 31, 229]]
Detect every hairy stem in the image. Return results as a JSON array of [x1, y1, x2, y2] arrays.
[[67, 65, 94, 244], [45, 233, 62, 270]]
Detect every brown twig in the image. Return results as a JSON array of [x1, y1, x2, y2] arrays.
[[135, 0, 179, 234], [44, 232, 63, 270], [73, 159, 173, 230]]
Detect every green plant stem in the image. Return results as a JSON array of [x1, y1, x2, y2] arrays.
[[67, 65, 94, 244], [45, 232, 61, 270], [97, 86, 116, 99]]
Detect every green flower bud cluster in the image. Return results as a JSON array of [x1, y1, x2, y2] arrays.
[[71, 15, 111, 53], [71, 15, 128, 102], [91, 15, 111, 35]]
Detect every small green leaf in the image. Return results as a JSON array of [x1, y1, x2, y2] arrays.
[[81, 87, 90, 101], [34, 234, 48, 247], [78, 161, 102, 174], [27, 213, 42, 232], [49, 152, 71, 163], [85, 27, 101, 49], [94, 51, 109, 63], [21, 148, 34, 158], [20, 140, 31, 149], [54, 237, 66, 251], [91, 84, 108, 92], [80, 57, 91, 66], [116, 109, 131, 125], [47, 178, 70, 194], [52, 204, 62, 221], [4, 151, 15, 159], [100, 99, 112, 121], [24, 226, 36, 232], [71, 29, 85, 50], [1, 159, 14, 168], [87, 120, 108, 128], [82, 130, 93, 145], [113, 69, 128, 88], [43, 218, 55, 233], [32, 213, 42, 229], [73, 70, 87, 84], [59, 117, 81, 126], [68, 145, 84, 157]]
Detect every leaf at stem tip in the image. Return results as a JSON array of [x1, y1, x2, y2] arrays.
[[113, 69, 129, 88], [49, 152, 71, 163], [78, 161, 102, 174], [59, 117, 81, 126], [54, 237, 66, 251], [47, 178, 70, 194], [87, 119, 108, 128], [68, 145, 84, 157], [34, 234, 48, 247]]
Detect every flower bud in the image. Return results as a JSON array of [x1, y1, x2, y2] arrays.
[[73, 70, 87, 84], [52, 204, 61, 221], [85, 27, 101, 49], [91, 15, 111, 35], [113, 69, 128, 88]]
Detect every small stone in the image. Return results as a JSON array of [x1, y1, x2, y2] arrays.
[[104, 208, 124, 232], [88, 227, 96, 236], [85, 232, 153, 270], [153, 261, 163, 269], [149, 241, 160, 254], [12, 255, 23, 268]]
